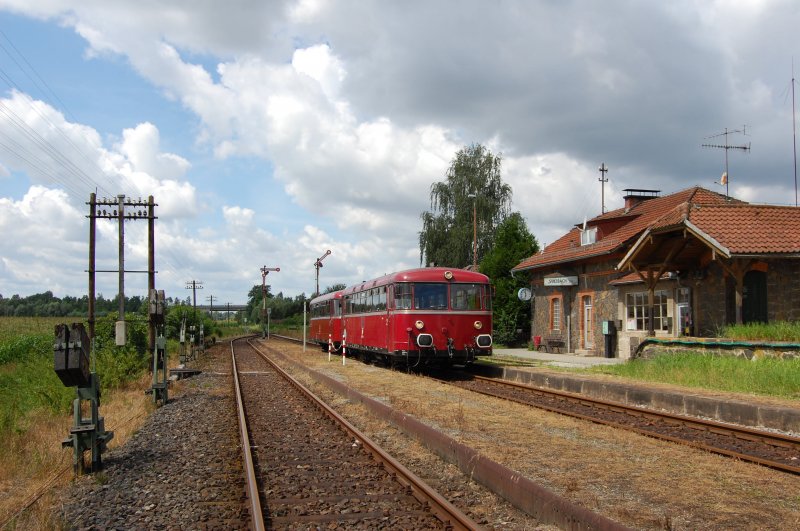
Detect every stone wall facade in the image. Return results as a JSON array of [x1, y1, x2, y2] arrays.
[[528, 257, 800, 360]]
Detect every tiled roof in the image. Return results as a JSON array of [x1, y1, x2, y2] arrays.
[[513, 186, 734, 272], [677, 204, 800, 254]]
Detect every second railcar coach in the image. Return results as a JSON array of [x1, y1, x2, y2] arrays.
[[341, 267, 492, 366], [309, 290, 344, 352]]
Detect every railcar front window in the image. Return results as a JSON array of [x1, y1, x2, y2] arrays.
[[450, 284, 483, 310], [395, 283, 412, 309], [413, 283, 448, 310]]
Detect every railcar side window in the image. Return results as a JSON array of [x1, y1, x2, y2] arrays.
[[414, 283, 448, 310], [376, 286, 386, 311], [333, 299, 341, 317], [395, 283, 412, 309], [369, 288, 378, 312], [450, 284, 483, 310]]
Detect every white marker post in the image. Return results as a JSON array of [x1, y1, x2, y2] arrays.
[[342, 330, 347, 366]]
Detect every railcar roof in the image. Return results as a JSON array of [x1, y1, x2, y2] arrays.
[[309, 290, 344, 304], [341, 267, 489, 295]]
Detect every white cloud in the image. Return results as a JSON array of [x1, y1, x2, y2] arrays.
[[222, 205, 255, 228], [0, 91, 197, 217], [0, 186, 86, 295], [118, 122, 190, 181], [2, 1, 800, 302], [292, 44, 346, 99]]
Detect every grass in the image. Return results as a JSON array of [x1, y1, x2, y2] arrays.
[[0, 317, 71, 343], [721, 321, 800, 342], [0, 315, 159, 528], [0, 372, 155, 529], [587, 352, 800, 399]]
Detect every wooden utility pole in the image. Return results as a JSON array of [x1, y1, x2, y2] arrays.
[[87, 194, 157, 345], [185, 280, 203, 319], [598, 163, 609, 214]]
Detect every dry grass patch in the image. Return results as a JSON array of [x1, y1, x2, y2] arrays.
[[267, 340, 800, 531], [1, 371, 159, 529]]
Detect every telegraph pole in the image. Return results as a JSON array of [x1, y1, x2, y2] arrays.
[[598, 163, 609, 214], [185, 280, 203, 319], [87, 194, 157, 347], [117, 195, 125, 325], [206, 294, 216, 317], [467, 193, 477, 268]]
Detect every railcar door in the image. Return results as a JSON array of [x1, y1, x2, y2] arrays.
[[385, 284, 393, 354]]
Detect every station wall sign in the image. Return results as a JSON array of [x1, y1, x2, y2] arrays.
[[543, 276, 578, 287]]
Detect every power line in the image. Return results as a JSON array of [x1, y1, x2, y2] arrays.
[[0, 30, 200, 288]]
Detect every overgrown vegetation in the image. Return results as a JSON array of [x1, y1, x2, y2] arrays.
[[588, 352, 800, 399], [720, 321, 800, 342], [0, 312, 155, 435]]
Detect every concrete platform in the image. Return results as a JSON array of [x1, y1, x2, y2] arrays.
[[493, 348, 626, 368], [481, 349, 799, 434]]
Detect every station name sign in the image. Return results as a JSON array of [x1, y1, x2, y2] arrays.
[[544, 276, 578, 286]]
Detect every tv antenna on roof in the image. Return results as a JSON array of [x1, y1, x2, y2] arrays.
[[701, 126, 751, 199]]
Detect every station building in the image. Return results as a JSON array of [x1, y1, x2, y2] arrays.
[[511, 186, 800, 358]]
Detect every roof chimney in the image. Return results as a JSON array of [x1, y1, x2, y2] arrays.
[[622, 188, 660, 211]]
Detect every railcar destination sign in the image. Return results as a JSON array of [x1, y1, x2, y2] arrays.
[[544, 276, 578, 286]]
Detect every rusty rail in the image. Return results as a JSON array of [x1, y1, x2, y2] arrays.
[[230, 341, 265, 531], [465, 374, 800, 475], [260, 337, 629, 531]]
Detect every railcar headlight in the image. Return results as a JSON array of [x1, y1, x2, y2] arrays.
[[474, 320, 483, 330], [444, 270, 453, 280], [415, 320, 425, 330]]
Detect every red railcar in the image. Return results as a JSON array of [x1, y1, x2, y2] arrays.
[[340, 267, 492, 366], [309, 290, 344, 352]]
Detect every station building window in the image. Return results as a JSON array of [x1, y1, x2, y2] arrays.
[[626, 290, 669, 331], [549, 295, 562, 331]]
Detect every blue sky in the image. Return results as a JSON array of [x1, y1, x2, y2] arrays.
[[1, 1, 798, 305]]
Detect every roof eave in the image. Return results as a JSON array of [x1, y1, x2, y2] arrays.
[[512, 246, 619, 273], [683, 219, 731, 258], [616, 219, 732, 271]]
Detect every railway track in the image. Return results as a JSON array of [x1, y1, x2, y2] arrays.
[[271, 334, 800, 474], [447, 374, 800, 475], [230, 337, 478, 530]]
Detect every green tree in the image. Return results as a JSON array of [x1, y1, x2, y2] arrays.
[[324, 283, 347, 294], [480, 212, 539, 345], [419, 143, 512, 268]]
